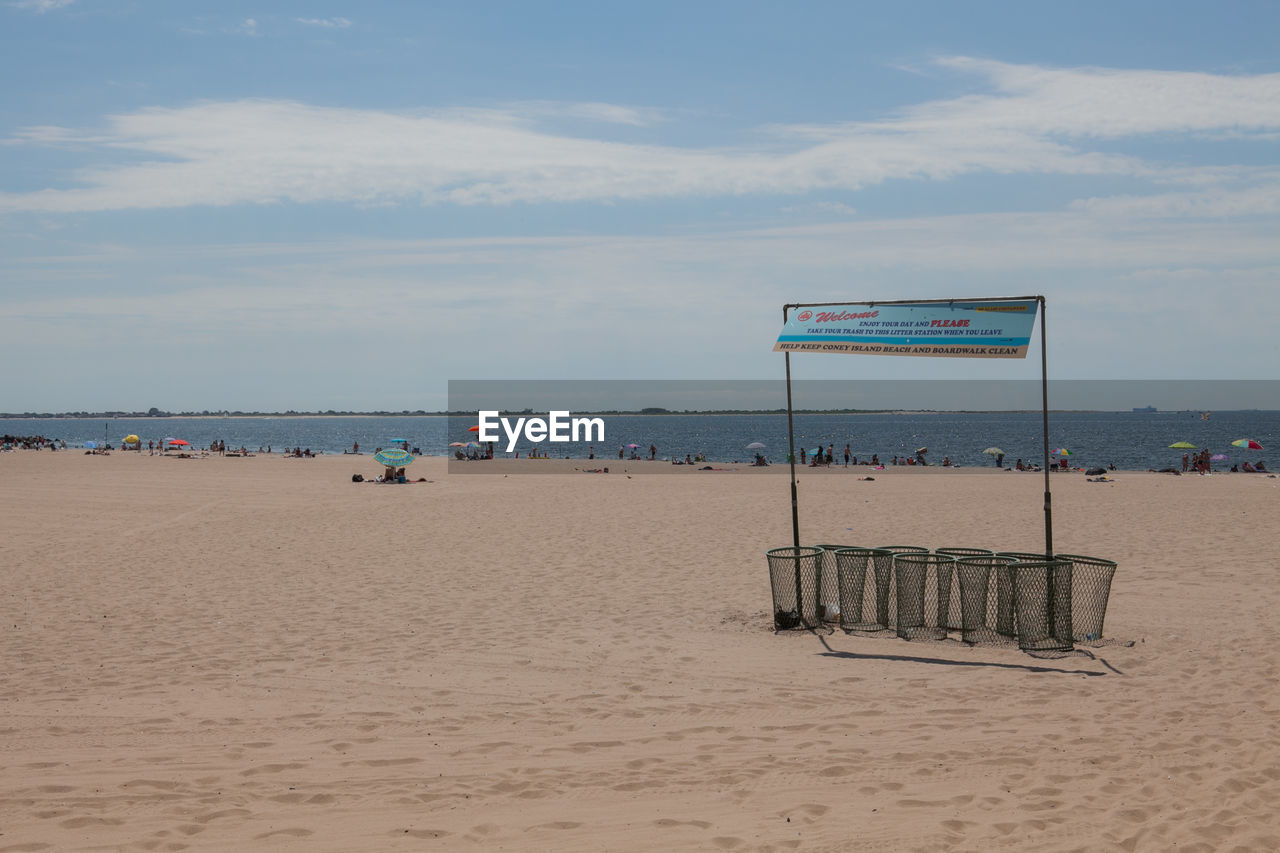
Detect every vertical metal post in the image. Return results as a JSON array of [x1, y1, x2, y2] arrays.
[[784, 319, 800, 549], [784, 308, 803, 621], [1040, 296, 1053, 559]]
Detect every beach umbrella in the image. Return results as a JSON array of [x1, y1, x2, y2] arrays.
[[84, 440, 99, 449], [124, 434, 139, 444], [627, 443, 641, 449], [1231, 438, 1263, 450], [746, 442, 766, 450], [1211, 453, 1229, 461], [467, 425, 480, 433], [982, 447, 1004, 456], [1169, 441, 1197, 449], [1053, 448, 1071, 457], [448, 442, 466, 447], [374, 448, 414, 467], [168, 439, 190, 447]]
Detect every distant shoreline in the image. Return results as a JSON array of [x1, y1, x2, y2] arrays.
[[4, 409, 1268, 420]]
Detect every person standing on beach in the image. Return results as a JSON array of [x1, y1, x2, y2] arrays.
[[649, 444, 656, 460], [844, 444, 850, 467]]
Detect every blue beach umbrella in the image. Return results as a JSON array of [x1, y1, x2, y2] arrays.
[[84, 440, 98, 449], [374, 448, 414, 467]]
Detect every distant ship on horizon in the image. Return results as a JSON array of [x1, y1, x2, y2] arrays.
[[1132, 405, 1157, 413]]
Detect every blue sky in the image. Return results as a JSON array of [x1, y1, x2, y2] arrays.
[[2, 1, 1278, 412]]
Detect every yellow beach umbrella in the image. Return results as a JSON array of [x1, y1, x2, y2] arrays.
[[124, 434, 140, 444]]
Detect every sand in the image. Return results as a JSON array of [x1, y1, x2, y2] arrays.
[[2, 449, 1279, 851]]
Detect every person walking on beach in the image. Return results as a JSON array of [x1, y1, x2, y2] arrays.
[[844, 444, 850, 467]]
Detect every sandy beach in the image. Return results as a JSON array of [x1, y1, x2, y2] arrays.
[[2, 449, 1279, 851]]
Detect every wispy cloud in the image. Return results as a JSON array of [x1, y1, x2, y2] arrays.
[[503, 100, 669, 127], [8, 0, 74, 12], [239, 17, 259, 37], [3, 58, 1279, 214], [296, 16, 352, 29]]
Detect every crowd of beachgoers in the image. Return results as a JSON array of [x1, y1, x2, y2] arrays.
[[1, 434, 63, 450]]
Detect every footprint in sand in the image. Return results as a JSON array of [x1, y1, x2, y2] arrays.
[[653, 819, 713, 829]]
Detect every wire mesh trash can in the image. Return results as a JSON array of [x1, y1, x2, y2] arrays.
[[893, 552, 956, 641], [949, 554, 996, 643], [815, 544, 858, 624], [1056, 553, 1118, 643], [1011, 559, 1074, 653], [833, 547, 894, 631], [766, 546, 825, 631], [876, 546, 927, 630], [995, 552, 1050, 639]]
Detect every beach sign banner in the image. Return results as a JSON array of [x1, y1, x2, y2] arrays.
[[774, 299, 1039, 358]]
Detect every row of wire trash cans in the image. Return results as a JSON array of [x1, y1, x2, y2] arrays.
[[766, 545, 1117, 653]]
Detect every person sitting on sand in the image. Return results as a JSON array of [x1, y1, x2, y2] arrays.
[[1242, 461, 1257, 472], [1256, 461, 1268, 472]]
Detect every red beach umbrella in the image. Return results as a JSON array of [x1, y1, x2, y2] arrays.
[[168, 439, 190, 446]]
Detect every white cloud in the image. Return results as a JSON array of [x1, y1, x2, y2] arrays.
[[296, 17, 351, 29], [239, 18, 258, 37], [1070, 172, 1280, 219], [8, 0, 74, 12], [3, 58, 1280, 214]]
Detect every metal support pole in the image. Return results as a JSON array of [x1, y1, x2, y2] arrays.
[[785, 353, 800, 549], [1040, 296, 1054, 559], [783, 306, 804, 620]]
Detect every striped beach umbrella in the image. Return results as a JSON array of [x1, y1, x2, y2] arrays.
[[374, 448, 413, 467]]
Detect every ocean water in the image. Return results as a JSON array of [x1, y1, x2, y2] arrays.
[[3, 411, 1277, 471]]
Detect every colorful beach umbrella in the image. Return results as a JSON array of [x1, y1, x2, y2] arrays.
[[982, 447, 1005, 456], [1231, 438, 1263, 450], [1053, 448, 1071, 456], [168, 439, 190, 447], [1169, 441, 1197, 449], [374, 448, 414, 467]]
